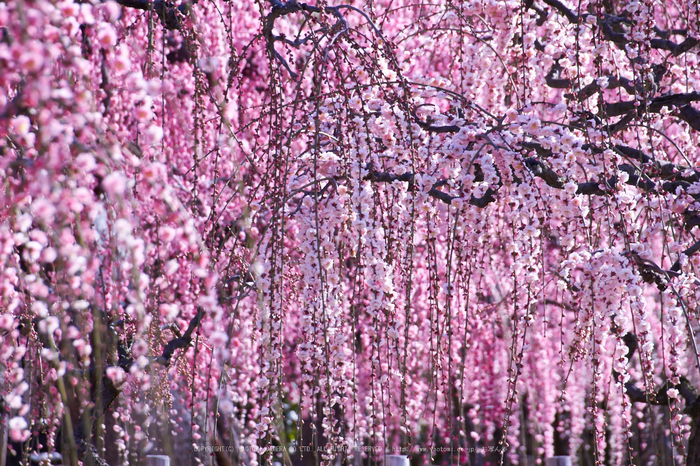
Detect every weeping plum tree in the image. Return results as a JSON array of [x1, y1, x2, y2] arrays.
[[1, 0, 700, 464]]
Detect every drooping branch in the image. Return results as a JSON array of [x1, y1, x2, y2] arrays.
[[541, 66, 700, 133], [538, 92, 700, 134], [262, 1, 318, 79], [521, 156, 616, 195], [623, 376, 698, 407], [575, 181, 609, 196], [360, 135, 699, 279], [364, 170, 414, 184]]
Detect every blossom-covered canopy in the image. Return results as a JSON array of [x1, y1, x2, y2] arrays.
[[1, 0, 700, 464]]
